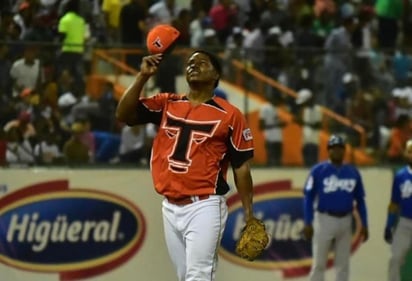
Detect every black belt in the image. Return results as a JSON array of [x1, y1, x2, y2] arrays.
[[318, 210, 351, 218]]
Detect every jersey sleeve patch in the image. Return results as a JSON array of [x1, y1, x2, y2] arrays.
[[242, 128, 253, 141]]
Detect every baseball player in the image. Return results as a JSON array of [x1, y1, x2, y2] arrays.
[[116, 50, 257, 281], [302, 135, 369, 281], [384, 139, 412, 281]]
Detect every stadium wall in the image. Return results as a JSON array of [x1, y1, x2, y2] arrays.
[[0, 168, 405, 281]]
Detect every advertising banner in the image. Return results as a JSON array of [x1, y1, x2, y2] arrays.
[[0, 168, 395, 281]]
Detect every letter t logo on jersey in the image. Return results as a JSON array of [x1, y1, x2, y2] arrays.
[[163, 113, 220, 173]]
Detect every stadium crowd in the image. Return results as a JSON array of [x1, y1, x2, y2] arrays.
[[0, 0, 411, 167]]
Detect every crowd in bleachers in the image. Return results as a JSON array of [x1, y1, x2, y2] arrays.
[[0, 0, 411, 167]]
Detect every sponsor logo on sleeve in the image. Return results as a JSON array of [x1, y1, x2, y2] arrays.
[[219, 180, 362, 278], [0, 180, 146, 280], [242, 128, 253, 141]]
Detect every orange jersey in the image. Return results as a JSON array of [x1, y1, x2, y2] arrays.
[[136, 93, 254, 198]]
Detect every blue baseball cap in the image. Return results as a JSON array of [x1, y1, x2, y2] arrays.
[[327, 135, 345, 148]]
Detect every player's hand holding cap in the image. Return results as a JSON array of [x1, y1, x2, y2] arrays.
[[146, 24, 180, 54]]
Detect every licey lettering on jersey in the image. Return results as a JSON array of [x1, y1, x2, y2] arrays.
[[323, 175, 356, 193]]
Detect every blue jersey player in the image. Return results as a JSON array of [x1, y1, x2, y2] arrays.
[[385, 139, 412, 281], [302, 135, 369, 281]]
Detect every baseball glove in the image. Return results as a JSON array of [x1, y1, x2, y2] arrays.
[[235, 217, 269, 261]]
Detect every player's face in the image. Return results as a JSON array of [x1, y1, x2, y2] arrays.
[[328, 145, 345, 163], [185, 52, 219, 86]]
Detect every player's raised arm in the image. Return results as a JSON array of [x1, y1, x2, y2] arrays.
[[116, 54, 163, 125]]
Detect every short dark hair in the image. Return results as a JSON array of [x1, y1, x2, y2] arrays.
[[64, 0, 79, 13], [190, 49, 222, 88]]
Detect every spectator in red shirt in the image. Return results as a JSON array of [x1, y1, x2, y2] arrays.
[[4, 111, 36, 140], [209, 0, 238, 44]]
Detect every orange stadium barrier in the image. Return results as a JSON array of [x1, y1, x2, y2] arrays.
[[246, 103, 374, 166], [86, 74, 126, 101], [221, 58, 374, 165]]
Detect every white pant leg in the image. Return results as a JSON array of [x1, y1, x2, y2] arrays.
[[162, 199, 187, 281], [184, 196, 228, 281], [310, 212, 336, 281], [388, 218, 412, 281], [162, 195, 227, 281], [333, 216, 352, 281]]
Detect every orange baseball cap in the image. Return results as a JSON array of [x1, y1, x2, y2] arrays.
[[146, 24, 180, 54], [20, 88, 32, 98], [19, 1, 30, 11]]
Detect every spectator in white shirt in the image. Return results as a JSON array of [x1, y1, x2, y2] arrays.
[[5, 126, 35, 166], [10, 46, 40, 98], [147, 0, 182, 29], [259, 95, 287, 166], [119, 125, 146, 164], [295, 88, 323, 166], [34, 133, 63, 165], [189, 11, 212, 48]]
